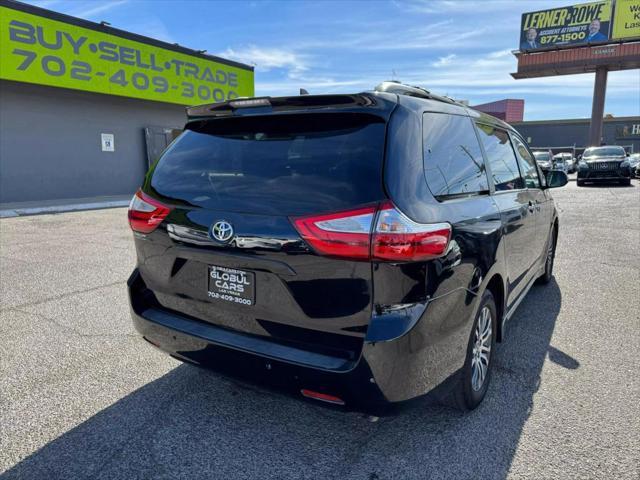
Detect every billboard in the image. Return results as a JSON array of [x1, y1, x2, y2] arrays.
[[520, 1, 612, 51], [612, 0, 640, 39], [0, 3, 254, 105]]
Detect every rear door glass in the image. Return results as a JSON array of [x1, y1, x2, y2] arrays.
[[150, 113, 386, 215], [423, 112, 489, 199], [511, 134, 541, 189], [475, 123, 525, 191]]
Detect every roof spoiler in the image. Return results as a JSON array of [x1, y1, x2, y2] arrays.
[[186, 94, 379, 119], [187, 97, 273, 118]]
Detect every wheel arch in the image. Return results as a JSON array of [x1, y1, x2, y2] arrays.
[[484, 274, 506, 343]]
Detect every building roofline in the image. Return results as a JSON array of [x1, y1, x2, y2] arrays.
[[512, 116, 640, 126], [472, 99, 524, 107], [0, 0, 254, 72]]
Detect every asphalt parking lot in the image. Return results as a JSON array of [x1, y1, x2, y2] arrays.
[[1, 177, 639, 480]]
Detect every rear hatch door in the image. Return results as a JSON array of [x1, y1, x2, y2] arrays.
[[136, 95, 394, 361]]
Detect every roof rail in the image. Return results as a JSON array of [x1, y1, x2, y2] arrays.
[[374, 81, 459, 105]]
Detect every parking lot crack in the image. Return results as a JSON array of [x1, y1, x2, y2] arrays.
[[9, 281, 125, 311], [9, 306, 138, 339], [331, 421, 386, 479]]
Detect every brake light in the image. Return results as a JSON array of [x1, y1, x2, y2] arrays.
[[291, 202, 451, 261], [372, 202, 451, 261], [128, 190, 172, 233], [291, 206, 376, 259]]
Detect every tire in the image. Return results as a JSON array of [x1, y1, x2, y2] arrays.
[[446, 290, 497, 411], [537, 226, 557, 285]]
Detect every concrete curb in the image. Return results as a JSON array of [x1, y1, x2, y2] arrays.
[[0, 199, 130, 218]]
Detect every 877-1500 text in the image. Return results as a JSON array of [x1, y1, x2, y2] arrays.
[[12, 48, 237, 102], [540, 31, 587, 44]]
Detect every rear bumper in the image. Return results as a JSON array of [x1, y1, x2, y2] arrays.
[[128, 270, 464, 412]]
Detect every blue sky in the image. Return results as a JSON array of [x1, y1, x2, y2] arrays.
[[27, 0, 640, 120]]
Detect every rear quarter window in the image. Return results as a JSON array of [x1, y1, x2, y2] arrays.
[[422, 112, 489, 199]]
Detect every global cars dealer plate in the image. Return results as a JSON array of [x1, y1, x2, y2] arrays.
[[208, 265, 255, 306]]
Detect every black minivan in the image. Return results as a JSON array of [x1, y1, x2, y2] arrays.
[[128, 82, 567, 413]]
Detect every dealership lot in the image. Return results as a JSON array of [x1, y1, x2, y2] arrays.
[[1, 179, 638, 480]]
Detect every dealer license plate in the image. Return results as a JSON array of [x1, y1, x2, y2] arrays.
[[207, 265, 255, 306]]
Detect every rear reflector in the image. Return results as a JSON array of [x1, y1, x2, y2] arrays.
[[291, 201, 451, 262], [128, 190, 172, 234], [300, 389, 345, 405]]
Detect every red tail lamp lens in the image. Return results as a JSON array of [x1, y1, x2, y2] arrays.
[[128, 190, 171, 234], [291, 202, 451, 262], [291, 206, 376, 259], [372, 202, 451, 261]]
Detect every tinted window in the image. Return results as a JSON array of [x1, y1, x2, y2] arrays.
[[475, 124, 524, 191], [150, 113, 386, 215], [423, 113, 488, 198], [511, 135, 540, 188], [583, 146, 626, 157]]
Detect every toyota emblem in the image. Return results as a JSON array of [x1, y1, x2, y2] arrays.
[[210, 220, 234, 243]]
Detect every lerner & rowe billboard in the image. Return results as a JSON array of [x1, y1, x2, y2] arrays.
[[520, 1, 612, 51], [0, 2, 254, 105]]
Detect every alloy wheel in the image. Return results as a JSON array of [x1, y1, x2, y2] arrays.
[[471, 306, 492, 391]]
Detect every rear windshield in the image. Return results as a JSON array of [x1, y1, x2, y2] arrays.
[[583, 147, 625, 157], [533, 152, 551, 161], [150, 113, 386, 215]]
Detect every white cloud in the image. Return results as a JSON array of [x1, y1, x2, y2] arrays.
[[256, 79, 367, 96], [71, 0, 128, 20], [396, 0, 566, 15], [29, 0, 61, 8], [217, 45, 309, 77], [396, 0, 510, 14], [433, 54, 456, 67], [291, 20, 496, 52], [128, 18, 175, 44], [397, 50, 640, 106], [487, 49, 512, 59]]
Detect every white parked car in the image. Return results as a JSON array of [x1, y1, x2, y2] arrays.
[[553, 153, 575, 173]]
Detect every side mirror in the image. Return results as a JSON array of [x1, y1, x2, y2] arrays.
[[547, 170, 568, 188]]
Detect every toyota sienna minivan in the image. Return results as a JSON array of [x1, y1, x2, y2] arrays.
[[128, 82, 567, 413]]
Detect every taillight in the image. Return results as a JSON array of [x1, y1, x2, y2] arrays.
[[291, 206, 376, 259], [372, 202, 451, 261], [291, 201, 451, 261], [128, 190, 172, 233]]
